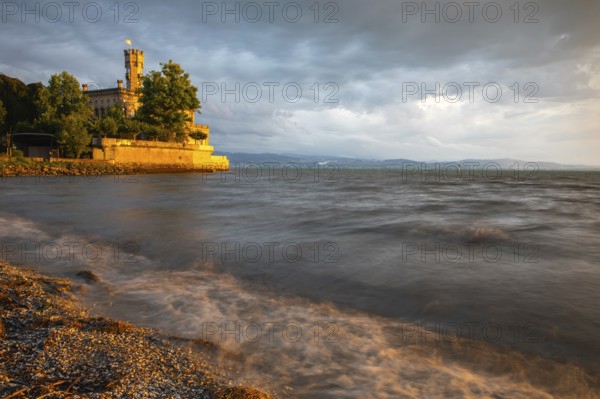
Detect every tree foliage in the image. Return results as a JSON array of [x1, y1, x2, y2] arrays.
[[34, 72, 94, 157], [36, 71, 93, 127], [57, 114, 91, 159], [99, 117, 119, 137], [189, 131, 207, 141], [90, 105, 143, 139], [106, 104, 126, 125], [137, 61, 200, 142], [0, 100, 5, 152], [0, 74, 42, 133], [0, 100, 6, 128]]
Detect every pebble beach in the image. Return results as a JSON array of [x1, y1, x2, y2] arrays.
[[0, 261, 271, 399]]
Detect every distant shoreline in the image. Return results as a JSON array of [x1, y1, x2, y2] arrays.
[[0, 261, 270, 398]]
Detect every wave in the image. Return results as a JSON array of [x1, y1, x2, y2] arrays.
[[2, 171, 600, 398], [351, 222, 511, 244], [77, 262, 598, 398]]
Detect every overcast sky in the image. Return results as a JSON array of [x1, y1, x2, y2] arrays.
[[2, 0, 599, 164]]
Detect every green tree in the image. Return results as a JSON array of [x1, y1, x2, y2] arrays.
[[99, 117, 119, 137], [0, 100, 6, 127], [136, 61, 201, 142], [0, 100, 6, 153], [106, 103, 126, 124], [58, 114, 91, 159], [14, 120, 36, 132], [189, 131, 207, 141], [86, 104, 127, 138], [36, 71, 93, 134], [119, 119, 143, 139], [35, 72, 94, 157], [0, 74, 43, 133]]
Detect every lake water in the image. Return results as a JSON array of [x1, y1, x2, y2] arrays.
[[1, 167, 599, 398]]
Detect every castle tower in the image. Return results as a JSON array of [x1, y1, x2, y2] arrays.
[[124, 49, 144, 90]]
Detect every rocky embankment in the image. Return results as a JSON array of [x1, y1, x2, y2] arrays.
[[0, 160, 141, 177], [0, 160, 220, 177], [0, 262, 270, 398]]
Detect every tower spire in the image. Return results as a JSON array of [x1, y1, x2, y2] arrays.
[[124, 48, 144, 90]]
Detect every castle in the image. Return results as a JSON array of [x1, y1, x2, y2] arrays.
[[82, 49, 143, 119], [85, 48, 227, 170], [83, 48, 210, 145]]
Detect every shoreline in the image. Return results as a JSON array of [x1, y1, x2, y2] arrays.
[[0, 158, 227, 177], [0, 261, 270, 398]]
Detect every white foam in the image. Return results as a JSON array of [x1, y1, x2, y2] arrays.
[[83, 263, 596, 398]]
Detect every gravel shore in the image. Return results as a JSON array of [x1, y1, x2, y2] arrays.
[[0, 160, 223, 177], [0, 262, 271, 398], [0, 160, 141, 177]]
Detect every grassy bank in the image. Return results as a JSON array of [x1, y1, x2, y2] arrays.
[[0, 262, 270, 398]]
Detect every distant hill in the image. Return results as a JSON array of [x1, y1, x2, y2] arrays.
[[214, 152, 599, 171]]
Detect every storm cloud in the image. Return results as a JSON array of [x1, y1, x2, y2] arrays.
[[1, 0, 599, 164]]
